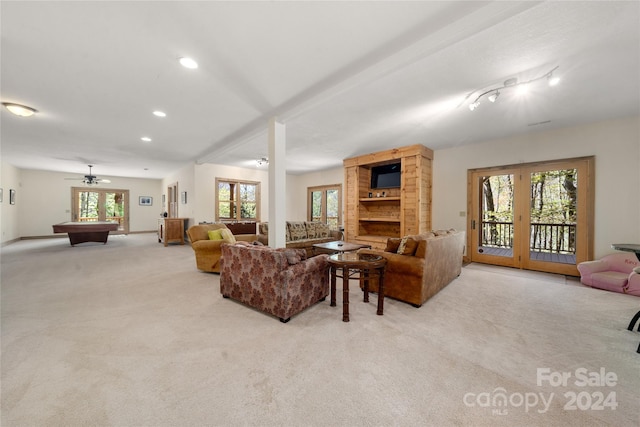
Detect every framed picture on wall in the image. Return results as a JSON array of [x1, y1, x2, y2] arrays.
[[9, 189, 15, 205], [181, 191, 187, 204], [139, 196, 153, 206]]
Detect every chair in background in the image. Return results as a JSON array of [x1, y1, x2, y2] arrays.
[[186, 223, 258, 273]]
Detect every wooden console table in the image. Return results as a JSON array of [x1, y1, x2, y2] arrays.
[[158, 218, 188, 246]]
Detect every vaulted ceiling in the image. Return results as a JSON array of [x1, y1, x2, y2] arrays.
[[1, 1, 639, 179]]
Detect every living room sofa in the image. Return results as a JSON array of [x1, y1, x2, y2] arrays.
[[257, 221, 341, 257], [186, 223, 259, 273], [220, 242, 330, 322], [358, 229, 466, 307]]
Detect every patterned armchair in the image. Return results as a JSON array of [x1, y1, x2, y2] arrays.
[[220, 242, 330, 322]]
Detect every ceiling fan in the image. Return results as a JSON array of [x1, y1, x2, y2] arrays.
[[65, 165, 111, 185]]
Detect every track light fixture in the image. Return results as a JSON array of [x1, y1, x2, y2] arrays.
[[467, 66, 559, 111], [256, 157, 269, 166]]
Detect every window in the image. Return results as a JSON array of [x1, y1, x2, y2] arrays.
[[216, 178, 260, 221], [308, 184, 342, 229]]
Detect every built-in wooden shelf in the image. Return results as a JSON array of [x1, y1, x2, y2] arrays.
[[359, 197, 401, 202], [344, 144, 433, 250]]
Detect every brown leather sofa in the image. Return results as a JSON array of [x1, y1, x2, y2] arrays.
[[220, 242, 329, 322], [358, 229, 465, 307], [186, 223, 259, 273], [257, 221, 342, 257]]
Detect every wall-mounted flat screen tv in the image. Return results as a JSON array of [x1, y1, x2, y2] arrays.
[[370, 163, 401, 189]]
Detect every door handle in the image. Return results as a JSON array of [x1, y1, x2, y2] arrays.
[[471, 220, 476, 230]]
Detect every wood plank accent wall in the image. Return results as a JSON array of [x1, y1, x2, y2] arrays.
[[343, 144, 433, 250]]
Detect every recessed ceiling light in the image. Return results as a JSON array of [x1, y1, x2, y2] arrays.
[[153, 111, 166, 117], [141, 137, 152, 142], [2, 102, 37, 117], [179, 57, 198, 69]]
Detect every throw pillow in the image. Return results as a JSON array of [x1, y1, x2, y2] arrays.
[[288, 222, 307, 241], [305, 222, 317, 238], [397, 237, 418, 256], [315, 222, 331, 238], [385, 238, 402, 253], [208, 229, 224, 240], [220, 228, 236, 244]]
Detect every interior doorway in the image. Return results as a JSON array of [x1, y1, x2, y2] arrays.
[[468, 157, 594, 276], [72, 188, 129, 233], [167, 182, 178, 218]]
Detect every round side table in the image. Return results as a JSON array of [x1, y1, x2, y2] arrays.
[[327, 252, 387, 322]]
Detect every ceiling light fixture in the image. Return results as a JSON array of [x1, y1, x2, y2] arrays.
[[141, 137, 152, 142], [153, 110, 166, 117], [467, 66, 559, 111], [179, 57, 198, 69], [2, 102, 37, 117], [256, 157, 269, 167]]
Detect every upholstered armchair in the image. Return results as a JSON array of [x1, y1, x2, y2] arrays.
[[220, 242, 329, 322], [358, 229, 465, 307], [577, 253, 640, 296], [186, 223, 258, 273]]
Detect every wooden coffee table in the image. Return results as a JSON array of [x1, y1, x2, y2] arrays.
[[312, 240, 370, 255], [327, 252, 386, 322]]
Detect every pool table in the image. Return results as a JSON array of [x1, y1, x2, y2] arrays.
[[52, 221, 120, 246]]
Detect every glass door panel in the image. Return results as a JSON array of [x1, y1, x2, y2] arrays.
[[470, 169, 521, 268], [310, 190, 322, 222], [105, 192, 126, 231], [77, 191, 99, 222], [521, 160, 589, 276], [326, 189, 339, 229]]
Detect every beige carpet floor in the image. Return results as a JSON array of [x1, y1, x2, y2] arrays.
[[1, 233, 639, 426]]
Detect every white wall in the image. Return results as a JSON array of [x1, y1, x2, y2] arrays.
[[1, 167, 162, 240], [432, 116, 640, 259], [0, 161, 21, 243], [161, 162, 196, 227]]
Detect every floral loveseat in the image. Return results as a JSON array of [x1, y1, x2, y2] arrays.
[[257, 221, 341, 257], [358, 229, 465, 307], [220, 242, 330, 322]]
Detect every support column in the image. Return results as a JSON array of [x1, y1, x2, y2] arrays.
[[268, 118, 286, 249]]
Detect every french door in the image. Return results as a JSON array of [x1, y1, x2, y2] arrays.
[[72, 188, 129, 233], [308, 184, 342, 230], [468, 157, 594, 276]]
